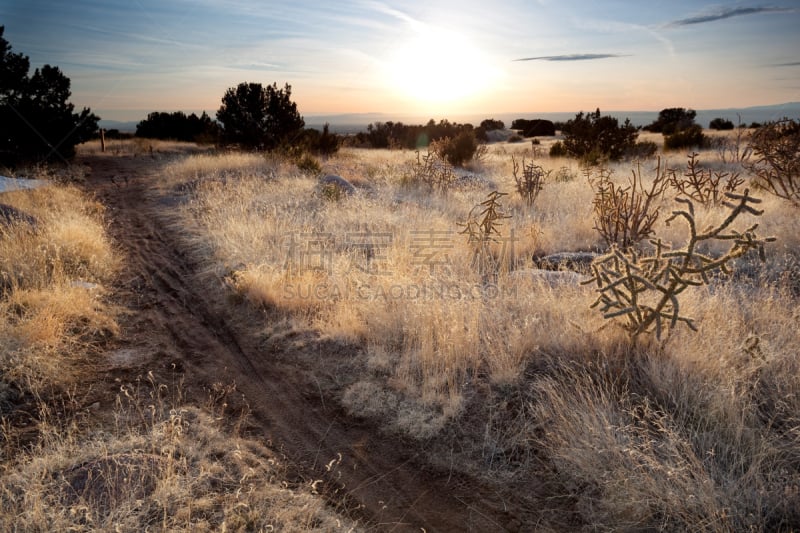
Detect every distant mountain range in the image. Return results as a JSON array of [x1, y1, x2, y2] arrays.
[[100, 102, 800, 135]]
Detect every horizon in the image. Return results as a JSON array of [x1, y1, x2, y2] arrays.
[[3, 1, 799, 122], [96, 102, 800, 133]]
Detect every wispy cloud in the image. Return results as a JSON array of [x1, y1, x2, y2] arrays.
[[513, 53, 628, 62], [773, 61, 800, 67], [667, 6, 791, 27]]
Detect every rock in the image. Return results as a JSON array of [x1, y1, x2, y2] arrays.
[[536, 252, 599, 274], [508, 268, 589, 288], [453, 174, 497, 191], [0, 203, 37, 228], [70, 280, 101, 290], [319, 174, 356, 196], [0, 175, 50, 193], [485, 129, 516, 143]]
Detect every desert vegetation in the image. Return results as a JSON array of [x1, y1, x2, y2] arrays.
[[0, 167, 356, 531], [6, 17, 799, 529], [150, 124, 800, 529]]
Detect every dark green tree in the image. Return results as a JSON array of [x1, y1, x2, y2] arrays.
[[216, 82, 304, 150], [0, 26, 99, 166], [136, 110, 219, 142], [511, 118, 556, 137], [709, 117, 735, 130], [644, 107, 697, 134], [479, 118, 505, 131], [562, 108, 638, 161]]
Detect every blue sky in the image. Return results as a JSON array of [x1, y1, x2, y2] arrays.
[[2, 1, 799, 121]]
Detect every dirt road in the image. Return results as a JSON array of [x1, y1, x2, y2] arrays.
[[82, 153, 527, 532]]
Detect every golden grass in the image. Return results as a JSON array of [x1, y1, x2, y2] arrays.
[[533, 286, 800, 530], [76, 138, 211, 157], [1, 185, 119, 391], [1, 169, 354, 531], [163, 141, 800, 529], [1, 377, 357, 532], [165, 148, 609, 425]]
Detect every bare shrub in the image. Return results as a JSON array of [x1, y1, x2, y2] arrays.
[[588, 159, 670, 250], [669, 152, 745, 206], [407, 149, 457, 192], [744, 118, 800, 205], [511, 155, 549, 207], [586, 190, 775, 339]]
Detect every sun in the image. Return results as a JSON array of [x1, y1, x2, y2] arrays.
[[387, 25, 498, 106]]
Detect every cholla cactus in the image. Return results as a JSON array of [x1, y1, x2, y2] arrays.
[[511, 155, 549, 207], [586, 189, 776, 339], [459, 190, 512, 275], [668, 152, 744, 206]]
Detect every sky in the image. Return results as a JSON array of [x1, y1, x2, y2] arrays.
[[2, 0, 799, 122]]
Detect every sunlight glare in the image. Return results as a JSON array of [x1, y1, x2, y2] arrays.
[[387, 25, 499, 106]]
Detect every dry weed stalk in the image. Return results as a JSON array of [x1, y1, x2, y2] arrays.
[[458, 191, 512, 274], [713, 119, 750, 164], [669, 152, 745, 205], [586, 189, 775, 339], [588, 159, 670, 250], [410, 149, 457, 192], [511, 155, 549, 207]]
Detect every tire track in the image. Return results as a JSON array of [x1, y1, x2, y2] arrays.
[[82, 154, 525, 532]]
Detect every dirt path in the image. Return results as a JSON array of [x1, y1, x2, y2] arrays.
[[81, 154, 526, 532]]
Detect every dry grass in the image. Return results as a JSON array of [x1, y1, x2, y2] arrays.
[[164, 148, 605, 426], [76, 138, 212, 157], [1, 184, 119, 391], [161, 138, 800, 530], [0, 169, 355, 531], [1, 377, 357, 532]]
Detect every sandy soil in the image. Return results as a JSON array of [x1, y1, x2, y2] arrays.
[[80, 153, 533, 532]]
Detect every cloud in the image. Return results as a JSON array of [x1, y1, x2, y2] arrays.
[[773, 61, 800, 67], [513, 53, 628, 62], [667, 6, 791, 27]]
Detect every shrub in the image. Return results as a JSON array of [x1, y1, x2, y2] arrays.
[[511, 119, 556, 137], [549, 141, 568, 157], [625, 140, 659, 159], [562, 109, 638, 161], [588, 159, 670, 251], [299, 123, 339, 156], [644, 107, 697, 134], [664, 124, 706, 150], [407, 149, 457, 192], [507, 135, 524, 143], [480, 118, 505, 131], [554, 166, 576, 182], [709, 117, 735, 130], [743, 118, 800, 205], [432, 130, 481, 167], [295, 153, 321, 175]]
